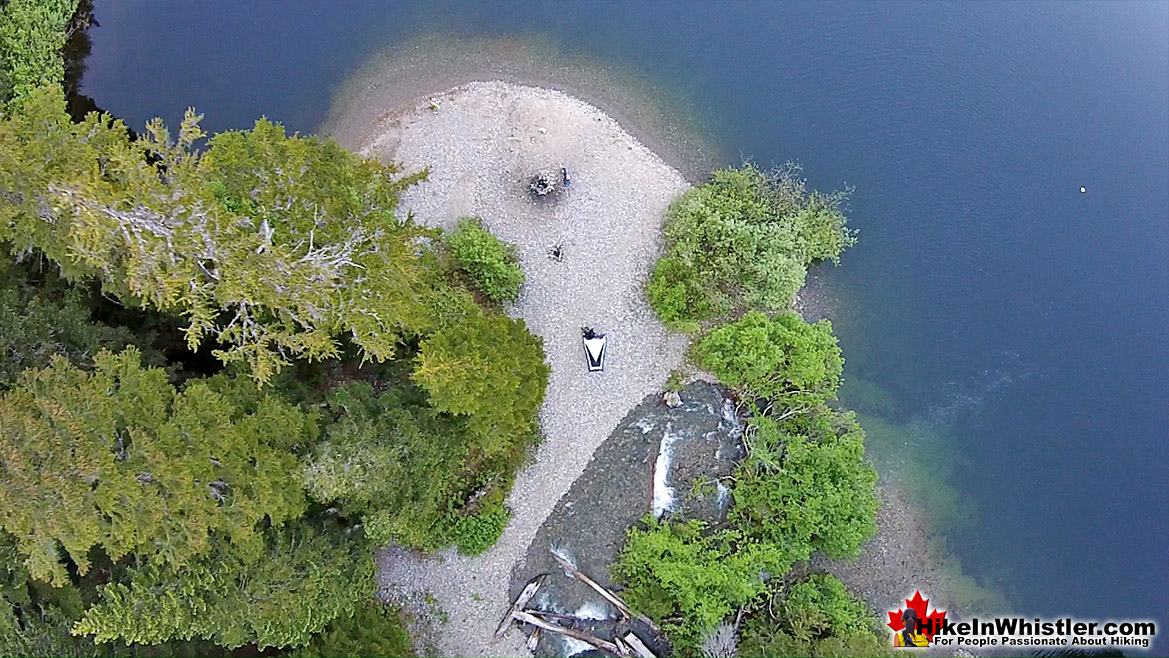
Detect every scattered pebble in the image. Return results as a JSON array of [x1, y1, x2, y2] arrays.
[[358, 81, 690, 657]]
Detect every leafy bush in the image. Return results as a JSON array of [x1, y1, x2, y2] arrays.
[[781, 573, 873, 639], [648, 164, 854, 330], [447, 502, 510, 556], [733, 410, 878, 561], [446, 217, 524, 304], [613, 410, 878, 652], [740, 574, 892, 658], [693, 311, 842, 404], [612, 519, 782, 652], [646, 256, 709, 333]]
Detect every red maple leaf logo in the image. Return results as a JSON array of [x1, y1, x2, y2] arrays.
[[887, 590, 947, 642]]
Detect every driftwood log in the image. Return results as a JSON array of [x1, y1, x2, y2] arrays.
[[496, 554, 660, 657], [550, 550, 663, 635], [494, 574, 545, 639], [512, 610, 623, 655], [623, 631, 657, 658]]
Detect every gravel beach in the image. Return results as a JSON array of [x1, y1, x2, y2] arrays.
[[352, 81, 690, 657], [339, 79, 969, 658]]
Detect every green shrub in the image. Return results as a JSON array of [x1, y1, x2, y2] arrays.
[[448, 502, 510, 556], [740, 574, 892, 658], [693, 311, 843, 405], [445, 217, 524, 304], [612, 519, 784, 652], [613, 410, 878, 653], [647, 256, 707, 333], [733, 410, 878, 561], [647, 165, 854, 330], [782, 573, 873, 639]]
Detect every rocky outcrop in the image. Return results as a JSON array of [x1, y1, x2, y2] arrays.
[[508, 382, 743, 657]]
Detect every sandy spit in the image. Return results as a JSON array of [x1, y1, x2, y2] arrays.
[[321, 34, 722, 183], [352, 81, 690, 657]]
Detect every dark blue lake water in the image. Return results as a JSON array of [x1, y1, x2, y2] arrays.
[[81, 1, 1169, 649]]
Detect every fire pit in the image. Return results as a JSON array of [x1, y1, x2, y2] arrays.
[[528, 167, 572, 202]]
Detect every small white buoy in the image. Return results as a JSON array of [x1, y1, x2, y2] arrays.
[[1080, 186, 1087, 193]]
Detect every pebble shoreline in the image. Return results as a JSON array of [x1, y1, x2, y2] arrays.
[[346, 79, 967, 658], [356, 81, 691, 657]]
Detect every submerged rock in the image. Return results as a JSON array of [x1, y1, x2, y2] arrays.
[[508, 381, 743, 657]]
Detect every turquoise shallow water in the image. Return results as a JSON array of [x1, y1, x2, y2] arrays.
[[82, 1, 1169, 649]]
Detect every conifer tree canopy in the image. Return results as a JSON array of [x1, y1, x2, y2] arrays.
[[0, 88, 432, 384], [0, 348, 315, 586]]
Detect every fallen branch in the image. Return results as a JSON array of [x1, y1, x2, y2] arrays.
[[551, 550, 663, 635], [512, 610, 622, 655], [623, 631, 657, 658], [494, 574, 545, 640]]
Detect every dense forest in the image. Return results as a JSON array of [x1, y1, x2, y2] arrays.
[[1, 1, 543, 655], [1, 2, 887, 657]]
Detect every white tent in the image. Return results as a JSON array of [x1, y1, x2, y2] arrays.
[[582, 327, 607, 372]]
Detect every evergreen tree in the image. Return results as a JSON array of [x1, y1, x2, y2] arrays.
[[0, 348, 315, 586], [1, 535, 101, 658], [0, 0, 78, 106], [0, 7, 560, 656], [286, 601, 414, 658], [413, 308, 549, 454], [0, 88, 432, 384], [302, 380, 469, 549], [74, 522, 372, 650], [0, 259, 164, 389]]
